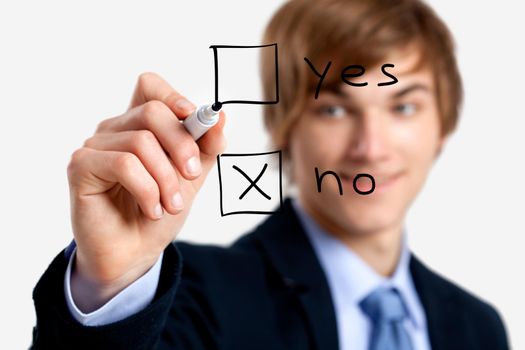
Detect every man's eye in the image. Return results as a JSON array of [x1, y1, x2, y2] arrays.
[[318, 105, 347, 118], [393, 103, 417, 116]]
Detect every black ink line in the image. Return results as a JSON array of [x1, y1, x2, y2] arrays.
[[315, 167, 343, 196], [233, 164, 271, 200], [209, 43, 279, 106], [304, 57, 332, 99], [353, 173, 375, 195], [209, 44, 278, 49], [217, 153, 225, 216], [221, 100, 278, 105], [274, 43, 279, 104], [221, 210, 278, 216], [217, 151, 283, 216], [212, 46, 219, 105], [378, 63, 398, 87], [219, 150, 281, 157]]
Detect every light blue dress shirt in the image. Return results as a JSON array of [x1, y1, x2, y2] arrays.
[[65, 200, 431, 349], [292, 199, 431, 350]]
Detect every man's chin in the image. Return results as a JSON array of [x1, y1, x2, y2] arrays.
[[305, 193, 401, 232], [334, 206, 400, 236]]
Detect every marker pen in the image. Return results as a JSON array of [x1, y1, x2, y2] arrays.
[[183, 102, 222, 140]]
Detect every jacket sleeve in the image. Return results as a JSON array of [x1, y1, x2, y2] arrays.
[[31, 243, 183, 350]]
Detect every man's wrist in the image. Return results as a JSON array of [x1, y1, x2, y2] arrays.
[[65, 248, 164, 325]]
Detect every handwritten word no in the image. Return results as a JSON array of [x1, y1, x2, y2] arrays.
[[315, 168, 375, 196]]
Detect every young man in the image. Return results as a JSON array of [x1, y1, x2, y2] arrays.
[[32, 0, 509, 349]]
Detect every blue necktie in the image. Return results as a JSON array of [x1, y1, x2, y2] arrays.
[[359, 287, 414, 350]]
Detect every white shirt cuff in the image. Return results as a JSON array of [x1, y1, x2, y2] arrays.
[[64, 248, 164, 326]]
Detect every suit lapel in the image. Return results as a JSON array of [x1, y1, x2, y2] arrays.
[[410, 254, 464, 350], [254, 198, 339, 350], [252, 199, 469, 350]]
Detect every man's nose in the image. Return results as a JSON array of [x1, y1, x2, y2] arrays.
[[347, 112, 390, 162]]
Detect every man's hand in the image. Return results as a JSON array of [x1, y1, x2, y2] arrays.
[[67, 72, 226, 311]]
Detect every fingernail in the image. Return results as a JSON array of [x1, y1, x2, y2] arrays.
[[175, 99, 194, 113], [185, 156, 201, 176], [171, 192, 184, 211], [154, 203, 163, 218]]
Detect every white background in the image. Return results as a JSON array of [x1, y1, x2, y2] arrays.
[[0, 1, 523, 349]]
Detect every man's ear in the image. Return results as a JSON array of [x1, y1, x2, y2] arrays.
[[435, 134, 449, 159]]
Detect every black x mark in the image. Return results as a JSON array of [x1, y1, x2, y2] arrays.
[[232, 163, 271, 200]]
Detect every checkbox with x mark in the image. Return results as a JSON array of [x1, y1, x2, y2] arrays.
[[217, 151, 283, 216]]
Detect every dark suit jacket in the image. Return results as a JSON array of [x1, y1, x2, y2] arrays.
[[31, 199, 509, 349]]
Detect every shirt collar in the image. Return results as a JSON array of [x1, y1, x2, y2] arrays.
[[291, 198, 425, 329]]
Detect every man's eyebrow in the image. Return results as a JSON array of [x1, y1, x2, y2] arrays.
[[391, 83, 431, 99], [322, 83, 347, 97], [319, 84, 355, 100]]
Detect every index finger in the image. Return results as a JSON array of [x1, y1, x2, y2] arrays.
[[128, 72, 196, 118]]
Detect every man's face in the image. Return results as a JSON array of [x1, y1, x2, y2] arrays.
[[289, 49, 445, 237]]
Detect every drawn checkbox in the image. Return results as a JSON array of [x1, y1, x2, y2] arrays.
[[209, 43, 279, 106], [217, 151, 283, 216]]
